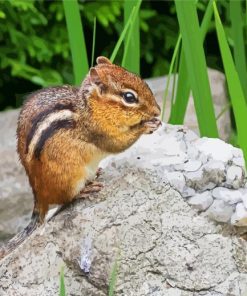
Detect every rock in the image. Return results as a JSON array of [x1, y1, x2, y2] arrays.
[[203, 160, 226, 185], [231, 203, 247, 226], [233, 157, 245, 167], [165, 172, 185, 192], [241, 191, 247, 209], [196, 138, 233, 163], [187, 191, 213, 211], [1, 117, 247, 294], [226, 165, 243, 188], [1, 166, 247, 295], [183, 160, 202, 172], [206, 200, 234, 223], [212, 187, 242, 204], [146, 69, 231, 141]]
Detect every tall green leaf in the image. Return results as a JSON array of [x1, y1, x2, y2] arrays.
[[161, 34, 181, 120], [63, 0, 89, 85], [174, 0, 218, 137], [59, 267, 66, 296], [91, 17, 97, 67], [108, 253, 120, 296], [229, 0, 247, 101], [214, 1, 247, 163], [170, 0, 214, 124], [110, 1, 141, 64], [122, 0, 140, 74]]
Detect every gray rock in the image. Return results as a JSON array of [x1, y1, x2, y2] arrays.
[[165, 171, 185, 192], [232, 157, 245, 167], [1, 166, 247, 295], [231, 202, 247, 226], [203, 160, 226, 185], [196, 138, 233, 163], [1, 116, 247, 295], [241, 191, 247, 209], [226, 165, 244, 188], [188, 191, 213, 211], [183, 160, 202, 172], [206, 200, 234, 223], [212, 187, 242, 204]]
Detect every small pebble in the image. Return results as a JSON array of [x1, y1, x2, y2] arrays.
[[212, 187, 242, 204], [188, 191, 213, 211], [165, 172, 185, 193], [232, 157, 245, 167], [226, 166, 243, 188], [206, 200, 234, 223], [183, 160, 202, 172], [196, 138, 233, 163], [231, 202, 247, 226]]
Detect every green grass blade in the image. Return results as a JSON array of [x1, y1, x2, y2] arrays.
[[91, 17, 97, 67], [108, 253, 120, 296], [214, 1, 247, 163], [59, 267, 66, 296], [170, 47, 180, 107], [174, 0, 218, 137], [122, 0, 141, 74], [229, 0, 247, 101], [63, 0, 89, 85], [168, 51, 189, 124], [161, 34, 181, 120], [110, 2, 140, 64], [169, 0, 214, 124]]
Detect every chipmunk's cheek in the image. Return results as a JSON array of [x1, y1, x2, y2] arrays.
[[127, 114, 143, 127]]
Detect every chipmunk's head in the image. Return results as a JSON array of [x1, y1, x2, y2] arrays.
[[79, 56, 161, 152]]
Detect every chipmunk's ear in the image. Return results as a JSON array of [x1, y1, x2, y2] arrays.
[[89, 67, 101, 86], [96, 56, 112, 65], [89, 67, 107, 94]]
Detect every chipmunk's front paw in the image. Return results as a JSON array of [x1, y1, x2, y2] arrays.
[[143, 118, 161, 134]]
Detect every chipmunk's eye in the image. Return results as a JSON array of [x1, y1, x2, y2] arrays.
[[122, 92, 138, 104]]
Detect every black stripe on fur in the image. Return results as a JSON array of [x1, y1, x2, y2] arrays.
[[25, 103, 75, 154], [34, 119, 75, 160]]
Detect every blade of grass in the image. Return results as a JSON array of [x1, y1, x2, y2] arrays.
[[161, 34, 181, 120], [169, 0, 214, 125], [229, 0, 247, 101], [122, 0, 141, 74], [216, 102, 231, 121], [170, 45, 180, 107], [213, 1, 247, 163], [108, 252, 120, 296], [59, 266, 66, 296], [63, 0, 89, 85], [91, 17, 97, 67], [174, 0, 218, 137], [110, 3, 140, 63]]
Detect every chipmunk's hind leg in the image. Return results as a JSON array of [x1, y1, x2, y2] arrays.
[[24, 207, 41, 235]]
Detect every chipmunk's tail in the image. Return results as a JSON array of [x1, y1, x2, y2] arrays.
[[0, 210, 40, 260]]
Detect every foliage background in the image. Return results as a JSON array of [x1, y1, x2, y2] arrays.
[[0, 0, 236, 110]]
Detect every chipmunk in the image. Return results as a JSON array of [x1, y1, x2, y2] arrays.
[[0, 56, 161, 259]]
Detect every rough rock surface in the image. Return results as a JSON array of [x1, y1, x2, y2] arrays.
[[1, 125, 247, 296]]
